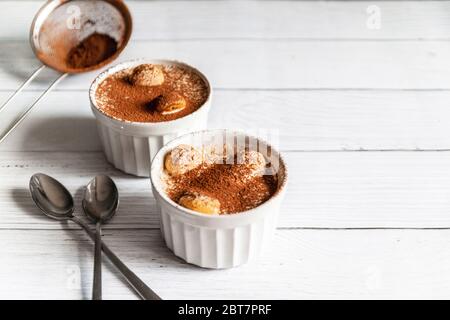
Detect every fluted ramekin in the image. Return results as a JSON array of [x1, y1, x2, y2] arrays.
[[89, 59, 212, 177], [150, 130, 288, 269]]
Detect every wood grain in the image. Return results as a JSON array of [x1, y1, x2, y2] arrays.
[[2, 39, 450, 90], [3, 228, 450, 299], [2, 90, 450, 152], [3, 151, 450, 229], [3, 1, 450, 40]]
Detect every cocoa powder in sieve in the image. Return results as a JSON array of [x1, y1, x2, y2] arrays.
[[66, 33, 117, 69]]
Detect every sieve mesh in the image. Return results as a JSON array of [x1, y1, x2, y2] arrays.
[[30, 0, 132, 73]]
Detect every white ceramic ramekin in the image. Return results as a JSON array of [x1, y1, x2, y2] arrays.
[[150, 130, 288, 269], [89, 59, 212, 177]]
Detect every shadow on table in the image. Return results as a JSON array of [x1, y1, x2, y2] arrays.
[[0, 116, 101, 152], [10, 187, 92, 299], [11, 187, 47, 222], [0, 41, 60, 85]]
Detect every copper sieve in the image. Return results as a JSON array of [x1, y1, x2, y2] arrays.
[[0, 0, 132, 143]]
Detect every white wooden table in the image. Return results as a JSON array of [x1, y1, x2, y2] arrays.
[[2, 0, 450, 299]]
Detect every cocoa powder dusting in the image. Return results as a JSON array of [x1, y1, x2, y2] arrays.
[[95, 64, 209, 122], [67, 33, 117, 69], [166, 162, 278, 214]]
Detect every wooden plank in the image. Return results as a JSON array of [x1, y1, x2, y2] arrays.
[[1, 39, 450, 90], [2, 228, 450, 299], [0, 152, 159, 230], [2, 1, 450, 40], [3, 151, 450, 229], [2, 90, 450, 152]]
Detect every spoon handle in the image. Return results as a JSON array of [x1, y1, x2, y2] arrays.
[[0, 65, 45, 114], [72, 216, 161, 300], [93, 221, 102, 300]]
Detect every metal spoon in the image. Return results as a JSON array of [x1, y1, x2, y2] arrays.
[[29, 173, 161, 300], [82, 175, 118, 300]]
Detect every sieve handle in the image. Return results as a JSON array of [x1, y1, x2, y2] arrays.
[[0, 65, 46, 114], [0, 70, 67, 144]]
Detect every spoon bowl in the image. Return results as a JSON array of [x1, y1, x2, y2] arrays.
[[82, 175, 119, 222], [29, 173, 74, 220]]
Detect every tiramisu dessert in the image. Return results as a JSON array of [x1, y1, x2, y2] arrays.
[[95, 63, 209, 122], [161, 144, 279, 214]]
